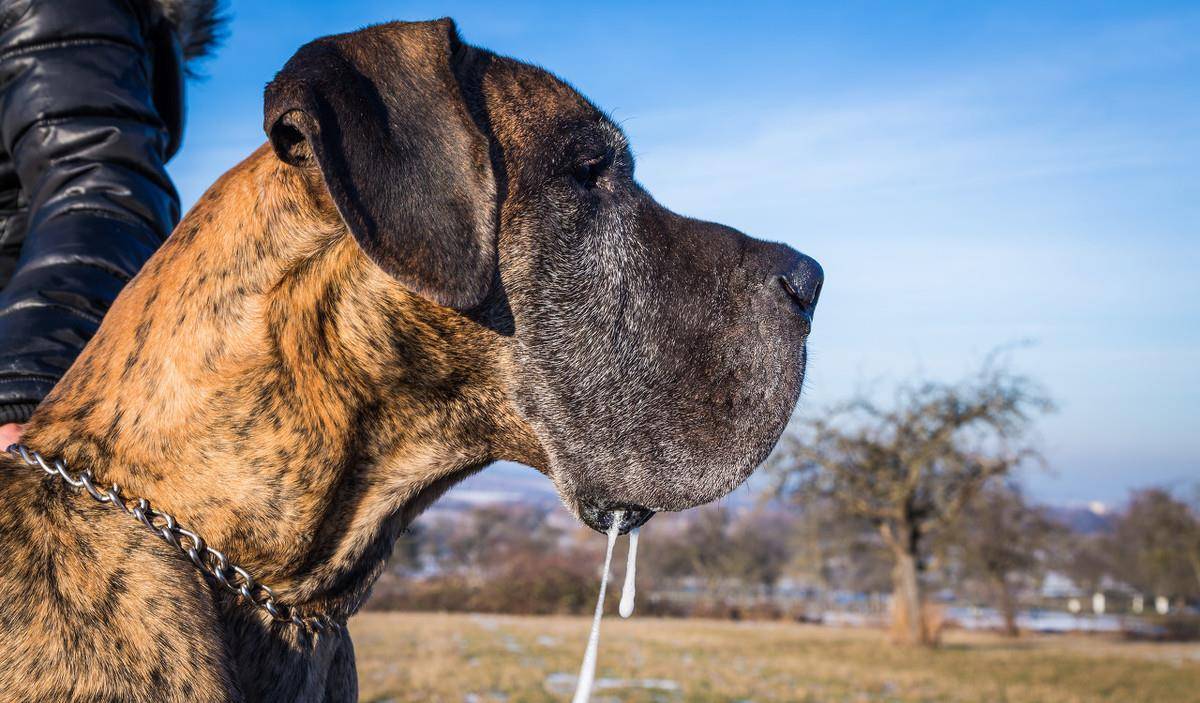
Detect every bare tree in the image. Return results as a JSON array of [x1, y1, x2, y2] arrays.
[[788, 497, 892, 605], [727, 509, 792, 598], [952, 482, 1057, 636], [1053, 531, 1114, 598], [1112, 488, 1200, 601], [770, 361, 1052, 646], [648, 505, 793, 613], [653, 506, 734, 595]]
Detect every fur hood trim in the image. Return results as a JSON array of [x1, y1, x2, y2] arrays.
[[154, 0, 226, 66]]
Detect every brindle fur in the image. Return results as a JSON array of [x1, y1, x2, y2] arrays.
[[0, 18, 814, 702]]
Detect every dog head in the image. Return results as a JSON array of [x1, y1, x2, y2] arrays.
[[264, 19, 823, 533]]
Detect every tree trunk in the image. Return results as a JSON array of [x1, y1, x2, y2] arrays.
[[892, 549, 926, 646], [995, 575, 1019, 637]]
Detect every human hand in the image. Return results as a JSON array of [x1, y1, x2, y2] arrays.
[[0, 423, 23, 450]]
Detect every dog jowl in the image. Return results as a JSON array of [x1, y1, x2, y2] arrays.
[[0, 17, 822, 702]]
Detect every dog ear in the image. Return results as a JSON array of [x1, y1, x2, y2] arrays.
[[263, 19, 495, 310]]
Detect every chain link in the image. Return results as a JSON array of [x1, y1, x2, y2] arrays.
[[6, 443, 341, 632]]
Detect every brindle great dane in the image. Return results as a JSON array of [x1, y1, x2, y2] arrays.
[[0, 18, 822, 702]]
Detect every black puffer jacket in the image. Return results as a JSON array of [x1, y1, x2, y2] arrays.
[[0, 0, 222, 423]]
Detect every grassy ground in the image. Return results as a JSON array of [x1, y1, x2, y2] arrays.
[[350, 612, 1200, 703]]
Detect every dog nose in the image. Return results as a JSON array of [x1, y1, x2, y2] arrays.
[[779, 254, 823, 320]]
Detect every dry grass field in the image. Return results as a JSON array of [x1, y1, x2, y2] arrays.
[[351, 612, 1200, 702]]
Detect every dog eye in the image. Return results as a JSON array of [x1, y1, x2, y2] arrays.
[[572, 153, 611, 188]]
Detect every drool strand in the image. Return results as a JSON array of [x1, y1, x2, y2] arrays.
[[571, 510, 623, 703], [619, 526, 639, 618]]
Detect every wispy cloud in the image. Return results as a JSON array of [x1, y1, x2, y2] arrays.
[[631, 13, 1200, 226]]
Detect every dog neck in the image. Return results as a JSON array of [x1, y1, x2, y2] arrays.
[[21, 144, 537, 619]]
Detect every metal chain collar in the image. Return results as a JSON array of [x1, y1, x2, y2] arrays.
[[6, 443, 341, 632]]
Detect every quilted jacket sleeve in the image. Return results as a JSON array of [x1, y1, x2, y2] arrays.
[[0, 0, 184, 423]]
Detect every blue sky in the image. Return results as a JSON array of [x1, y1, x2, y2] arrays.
[[172, 1, 1199, 505]]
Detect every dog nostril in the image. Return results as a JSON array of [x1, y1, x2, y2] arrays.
[[779, 254, 823, 317]]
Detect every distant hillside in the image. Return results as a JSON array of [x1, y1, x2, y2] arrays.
[[437, 461, 1122, 531], [437, 460, 766, 514], [435, 461, 560, 510], [1044, 504, 1115, 534]]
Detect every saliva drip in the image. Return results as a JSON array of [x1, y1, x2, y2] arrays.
[[619, 527, 639, 618], [571, 511, 646, 702], [571, 510, 622, 703]]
